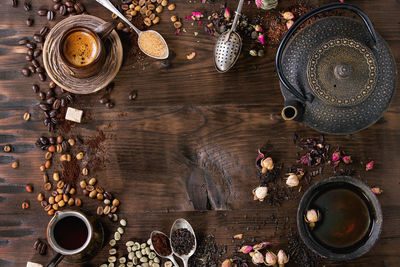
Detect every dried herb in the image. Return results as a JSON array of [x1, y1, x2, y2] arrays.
[[189, 234, 226, 267], [61, 157, 80, 186], [288, 232, 322, 267]]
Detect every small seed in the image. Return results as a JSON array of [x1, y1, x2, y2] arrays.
[[22, 201, 30, 209], [112, 214, 118, 222], [109, 248, 117, 255], [104, 205, 111, 215], [117, 227, 124, 234], [108, 256, 117, 263], [55, 194, 62, 202], [152, 16, 160, 24], [104, 199, 111, 205], [82, 168, 88, 176], [53, 172, 60, 181], [86, 185, 94, 191], [23, 112, 31, 121], [119, 257, 127, 263], [120, 219, 127, 226], [3, 145, 11, 152], [88, 177, 96, 185], [114, 232, 121, 240], [44, 182, 51, 191], [37, 193, 44, 201], [56, 144, 62, 153], [25, 184, 33, 192], [97, 193, 104, 200], [76, 152, 83, 160], [75, 198, 82, 206], [156, 5, 163, 13], [48, 196, 55, 204], [144, 17, 152, 27], [63, 194, 69, 202], [109, 239, 116, 246]]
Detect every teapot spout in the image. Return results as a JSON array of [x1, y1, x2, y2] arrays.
[[281, 101, 304, 122]]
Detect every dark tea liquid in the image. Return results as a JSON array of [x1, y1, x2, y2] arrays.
[[54, 216, 88, 250], [310, 187, 372, 251]]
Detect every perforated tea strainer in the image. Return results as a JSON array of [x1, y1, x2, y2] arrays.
[[214, 0, 245, 73]]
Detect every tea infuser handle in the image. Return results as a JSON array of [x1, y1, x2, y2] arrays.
[[275, 2, 378, 103], [46, 253, 64, 267]]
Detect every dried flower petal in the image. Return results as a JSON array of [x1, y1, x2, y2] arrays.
[[252, 241, 271, 251], [286, 20, 294, 29], [192, 11, 203, 20], [254, 24, 263, 32], [285, 173, 299, 187], [258, 34, 265, 45], [281, 11, 294, 20], [221, 259, 232, 267], [224, 8, 231, 20], [239, 245, 253, 254], [366, 161, 374, 171], [371, 187, 383, 195], [253, 186, 268, 201], [255, 0, 262, 8], [332, 151, 340, 162], [261, 157, 274, 172], [342, 155, 352, 164], [277, 250, 289, 265]]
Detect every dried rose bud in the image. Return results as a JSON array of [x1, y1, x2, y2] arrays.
[[366, 161, 374, 171], [258, 34, 265, 45], [221, 259, 232, 267], [254, 24, 263, 32], [332, 151, 341, 162], [253, 241, 271, 251], [285, 173, 299, 187], [305, 209, 320, 229], [253, 186, 268, 201], [261, 157, 274, 173], [239, 245, 253, 254], [277, 250, 289, 266], [224, 8, 231, 20], [371, 187, 383, 195], [286, 20, 294, 29], [281, 11, 294, 20], [265, 250, 277, 266], [342, 155, 352, 164], [251, 251, 265, 265]]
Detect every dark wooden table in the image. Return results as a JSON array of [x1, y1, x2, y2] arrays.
[[1, 0, 399, 266]]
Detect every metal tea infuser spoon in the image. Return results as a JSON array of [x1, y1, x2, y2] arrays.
[[170, 218, 197, 267], [150, 230, 180, 267], [214, 0, 245, 73], [96, 0, 169, 59]]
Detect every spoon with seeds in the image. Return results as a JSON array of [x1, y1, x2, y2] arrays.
[[96, 0, 169, 59], [150, 230, 179, 267], [170, 218, 197, 267]]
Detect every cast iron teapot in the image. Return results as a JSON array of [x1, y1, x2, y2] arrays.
[[275, 3, 397, 134]]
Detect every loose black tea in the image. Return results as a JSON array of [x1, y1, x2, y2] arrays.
[[309, 186, 372, 251], [171, 228, 195, 255], [54, 216, 88, 250]]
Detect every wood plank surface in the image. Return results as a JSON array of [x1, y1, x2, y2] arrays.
[[0, 0, 400, 266]]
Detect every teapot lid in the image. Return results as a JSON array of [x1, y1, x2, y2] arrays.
[[280, 17, 396, 134]]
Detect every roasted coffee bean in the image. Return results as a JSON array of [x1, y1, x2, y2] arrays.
[[21, 68, 31, 77], [75, 198, 82, 206], [28, 65, 36, 74], [97, 206, 104, 215], [39, 103, 50, 111], [99, 96, 109, 104], [51, 118, 58, 124], [105, 102, 115, 109], [53, 3, 61, 10], [39, 73, 46, 81], [48, 81, 56, 89], [64, 183, 71, 194], [49, 137, 56, 145], [23, 2, 31, 11], [39, 91, 46, 100], [40, 136, 49, 145], [61, 140, 69, 152], [31, 59, 40, 68], [67, 6, 74, 13], [51, 191, 57, 197], [60, 98, 67, 107], [46, 97, 55, 105], [40, 26, 49, 36], [26, 18, 34, 27], [103, 191, 113, 200], [52, 99, 61, 109], [47, 10, 55, 21], [19, 39, 29, 46], [46, 90, 54, 98], [65, 94, 74, 103], [11, 0, 18, 8], [106, 82, 115, 94], [27, 49, 34, 56], [65, 1, 74, 7], [74, 3, 85, 13], [25, 54, 33, 61], [86, 185, 95, 191], [33, 49, 42, 58], [38, 242, 47, 255], [128, 90, 138, 100], [38, 9, 47, 16], [59, 4, 67, 15], [40, 200, 48, 207], [26, 42, 36, 49], [52, 0, 61, 3], [49, 110, 57, 118], [43, 118, 50, 126], [36, 66, 44, 73], [33, 34, 43, 43]]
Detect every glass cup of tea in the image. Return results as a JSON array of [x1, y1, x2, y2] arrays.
[[58, 20, 114, 78], [46, 210, 104, 266]]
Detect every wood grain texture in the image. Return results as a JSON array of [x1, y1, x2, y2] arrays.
[[0, 0, 399, 266]]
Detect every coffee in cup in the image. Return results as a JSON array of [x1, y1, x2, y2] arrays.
[[62, 30, 99, 68]]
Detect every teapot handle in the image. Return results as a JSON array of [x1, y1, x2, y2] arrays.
[[275, 3, 378, 103]]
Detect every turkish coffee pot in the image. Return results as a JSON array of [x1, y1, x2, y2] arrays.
[[276, 3, 397, 134]]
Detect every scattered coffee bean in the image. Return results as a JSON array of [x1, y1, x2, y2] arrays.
[[25, 54, 32, 61], [40, 26, 50, 36], [26, 42, 36, 49], [25, 184, 33, 192], [3, 145, 11, 153], [97, 193, 104, 200], [68, 197, 75, 206], [21, 68, 31, 77], [40, 165, 45, 172], [39, 73, 46, 81], [39, 91, 46, 100], [88, 177, 97, 185], [59, 4, 67, 16], [36, 66, 44, 73], [45, 160, 51, 169], [44, 182, 52, 191], [11, 0, 18, 8], [74, 3, 85, 13], [47, 10, 55, 21], [89, 190, 97, 199], [22, 201, 30, 209], [37, 193, 44, 201], [48, 209, 55, 215], [52, 99, 61, 110], [67, 138, 75, 146], [69, 187, 76, 195], [28, 65, 36, 74], [23, 2, 31, 11], [18, 39, 28, 45], [34, 239, 48, 255], [45, 152, 53, 160], [105, 102, 115, 109], [33, 34, 43, 43], [97, 206, 104, 215], [104, 205, 111, 215], [128, 90, 138, 101], [11, 161, 19, 169], [26, 18, 34, 27], [99, 96, 109, 104], [27, 49, 34, 56], [82, 167, 88, 176], [23, 112, 31, 121], [76, 152, 83, 160], [32, 84, 39, 93], [38, 9, 47, 16]]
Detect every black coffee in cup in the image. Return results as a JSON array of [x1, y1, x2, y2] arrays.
[[53, 215, 88, 250]]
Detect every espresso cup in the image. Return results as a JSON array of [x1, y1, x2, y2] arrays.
[[58, 20, 114, 78], [46, 210, 103, 267]]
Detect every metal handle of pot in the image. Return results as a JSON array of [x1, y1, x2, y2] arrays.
[[275, 3, 378, 103]]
